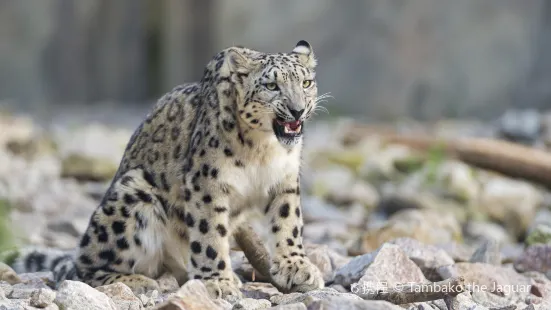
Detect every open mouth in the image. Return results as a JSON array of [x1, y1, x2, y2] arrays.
[[272, 118, 303, 139]]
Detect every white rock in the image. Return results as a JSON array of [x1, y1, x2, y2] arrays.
[[54, 280, 117, 310], [96, 282, 143, 310], [30, 288, 57, 308]]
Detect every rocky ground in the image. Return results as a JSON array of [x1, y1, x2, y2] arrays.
[[0, 109, 550, 309]]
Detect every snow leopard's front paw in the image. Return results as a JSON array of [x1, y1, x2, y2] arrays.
[[270, 255, 324, 293]]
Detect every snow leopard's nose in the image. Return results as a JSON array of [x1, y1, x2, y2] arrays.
[[288, 108, 305, 121]]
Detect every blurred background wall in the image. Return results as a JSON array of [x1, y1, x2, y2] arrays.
[[1, 0, 550, 121]]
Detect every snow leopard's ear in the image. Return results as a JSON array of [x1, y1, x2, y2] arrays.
[[227, 47, 258, 74], [292, 40, 317, 69]]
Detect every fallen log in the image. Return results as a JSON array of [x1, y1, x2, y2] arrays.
[[344, 124, 551, 190]]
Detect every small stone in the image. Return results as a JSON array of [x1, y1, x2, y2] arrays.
[[241, 282, 281, 300], [10, 281, 50, 299], [307, 297, 403, 310], [450, 291, 489, 310], [464, 221, 514, 245], [478, 177, 543, 238], [30, 288, 57, 308], [167, 279, 231, 310], [157, 273, 180, 293], [388, 237, 455, 281], [436, 242, 475, 263], [0, 281, 13, 297], [232, 298, 271, 310], [270, 288, 361, 306], [267, 303, 306, 310], [359, 209, 462, 253], [96, 282, 143, 310], [0, 262, 22, 285], [61, 153, 118, 182], [470, 239, 502, 265], [54, 280, 117, 310], [514, 244, 551, 278]]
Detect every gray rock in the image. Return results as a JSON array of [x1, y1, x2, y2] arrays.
[[9, 281, 50, 299], [355, 244, 428, 297], [232, 298, 271, 310], [0, 282, 12, 298], [18, 272, 55, 285], [307, 297, 403, 310], [498, 109, 542, 144], [389, 237, 455, 281], [471, 290, 518, 309], [333, 251, 377, 288], [54, 280, 117, 310], [30, 288, 56, 308], [514, 244, 551, 278], [96, 282, 144, 310], [269, 288, 361, 306], [450, 292, 489, 310], [470, 239, 502, 265], [464, 221, 514, 245], [305, 244, 351, 283], [241, 283, 281, 300], [268, 303, 306, 310], [436, 242, 475, 263]]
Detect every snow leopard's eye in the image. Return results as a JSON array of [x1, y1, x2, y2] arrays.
[[264, 83, 279, 91], [302, 80, 313, 88]]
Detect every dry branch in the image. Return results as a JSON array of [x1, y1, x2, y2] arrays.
[[233, 225, 289, 293], [345, 124, 551, 190], [354, 276, 466, 304]]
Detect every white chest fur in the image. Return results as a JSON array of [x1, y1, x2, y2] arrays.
[[219, 142, 301, 210]]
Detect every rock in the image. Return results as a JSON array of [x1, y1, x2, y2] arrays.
[[18, 272, 55, 285], [30, 288, 57, 308], [514, 244, 551, 278], [232, 298, 271, 310], [270, 288, 361, 306], [307, 297, 404, 310], [450, 292, 489, 310], [61, 153, 118, 182], [335, 243, 427, 289], [9, 280, 50, 299], [326, 181, 379, 209], [478, 177, 543, 238], [301, 196, 349, 224], [267, 303, 306, 310], [305, 244, 351, 283], [54, 280, 117, 310], [164, 279, 232, 310], [388, 237, 455, 281], [96, 282, 144, 310], [355, 245, 428, 297], [464, 221, 514, 245], [525, 224, 551, 246], [438, 263, 532, 299], [157, 273, 180, 293], [0, 281, 13, 297], [358, 209, 462, 253], [471, 290, 519, 309], [240, 283, 281, 300], [436, 242, 475, 263], [470, 239, 502, 265], [501, 243, 525, 264], [498, 109, 542, 144], [0, 262, 22, 285]]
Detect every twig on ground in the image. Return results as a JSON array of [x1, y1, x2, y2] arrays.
[[355, 276, 466, 304], [233, 224, 289, 293]]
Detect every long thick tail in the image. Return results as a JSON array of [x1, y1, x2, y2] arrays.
[[9, 247, 80, 287]]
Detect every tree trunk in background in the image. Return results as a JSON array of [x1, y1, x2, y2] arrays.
[[86, 0, 148, 102], [161, 0, 214, 93]]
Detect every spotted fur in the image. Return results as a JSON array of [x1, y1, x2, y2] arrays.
[[11, 40, 324, 298]]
